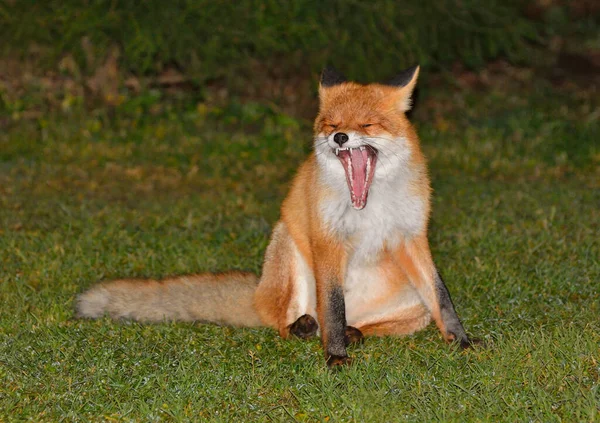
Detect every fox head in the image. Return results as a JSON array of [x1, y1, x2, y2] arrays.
[[314, 66, 422, 210]]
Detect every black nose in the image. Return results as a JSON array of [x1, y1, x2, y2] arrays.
[[333, 132, 349, 146]]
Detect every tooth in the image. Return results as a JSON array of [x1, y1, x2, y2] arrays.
[[348, 161, 353, 185], [335, 148, 339, 155], [360, 146, 365, 151]]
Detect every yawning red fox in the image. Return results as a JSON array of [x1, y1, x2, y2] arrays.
[[77, 66, 475, 366]]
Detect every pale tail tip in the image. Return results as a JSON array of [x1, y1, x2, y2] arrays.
[[75, 287, 110, 319]]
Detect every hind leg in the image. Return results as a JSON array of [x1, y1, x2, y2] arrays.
[[289, 314, 318, 339], [344, 326, 364, 345], [392, 236, 473, 347], [254, 222, 317, 338]]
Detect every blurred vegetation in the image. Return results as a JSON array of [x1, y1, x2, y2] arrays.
[[1, 0, 598, 119], [1, 0, 544, 83]]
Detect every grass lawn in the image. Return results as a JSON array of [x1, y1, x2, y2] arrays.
[[0, 80, 598, 422]]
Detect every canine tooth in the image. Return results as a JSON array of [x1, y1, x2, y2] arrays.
[[360, 146, 365, 151], [335, 148, 339, 156]]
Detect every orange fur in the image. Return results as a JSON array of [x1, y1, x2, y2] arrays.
[[76, 66, 473, 364]]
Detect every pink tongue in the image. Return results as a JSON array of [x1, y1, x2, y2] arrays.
[[350, 148, 368, 203], [338, 148, 373, 210]]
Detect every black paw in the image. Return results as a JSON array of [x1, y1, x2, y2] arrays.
[[326, 354, 352, 368], [459, 337, 485, 349], [448, 332, 485, 349], [344, 326, 364, 346], [289, 314, 318, 339]]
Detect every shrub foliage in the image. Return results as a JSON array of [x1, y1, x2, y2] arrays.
[[1, 0, 537, 82]]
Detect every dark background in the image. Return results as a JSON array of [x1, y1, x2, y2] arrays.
[[1, 0, 599, 118]]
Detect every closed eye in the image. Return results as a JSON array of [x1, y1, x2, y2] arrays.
[[327, 124, 339, 129], [362, 124, 373, 128]]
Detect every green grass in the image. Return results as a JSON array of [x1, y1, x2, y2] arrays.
[[0, 82, 599, 422]]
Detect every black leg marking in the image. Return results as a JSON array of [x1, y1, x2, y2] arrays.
[[435, 270, 474, 348], [325, 286, 349, 364], [289, 314, 318, 339], [344, 326, 364, 346]]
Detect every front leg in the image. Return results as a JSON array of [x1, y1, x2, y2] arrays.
[[320, 284, 350, 366], [313, 240, 350, 367], [393, 235, 472, 347]]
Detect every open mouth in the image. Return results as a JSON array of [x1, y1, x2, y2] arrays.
[[334, 146, 378, 210]]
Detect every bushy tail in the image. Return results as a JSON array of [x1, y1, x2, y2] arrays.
[[75, 271, 263, 327]]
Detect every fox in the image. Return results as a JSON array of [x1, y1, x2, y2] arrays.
[[76, 65, 476, 367]]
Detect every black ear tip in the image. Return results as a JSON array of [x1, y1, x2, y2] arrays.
[[403, 64, 420, 73], [321, 66, 347, 87], [386, 65, 420, 87]]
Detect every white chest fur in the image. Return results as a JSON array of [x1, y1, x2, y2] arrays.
[[317, 160, 427, 262], [314, 132, 429, 261]]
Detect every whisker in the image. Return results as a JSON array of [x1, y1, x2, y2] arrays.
[[363, 139, 404, 163], [364, 137, 407, 162], [371, 148, 393, 174], [358, 137, 398, 171], [314, 149, 333, 159], [313, 136, 404, 175], [366, 135, 397, 143]]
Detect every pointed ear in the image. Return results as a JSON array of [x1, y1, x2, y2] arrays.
[[320, 66, 347, 88], [385, 65, 419, 88], [385, 65, 419, 112]]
